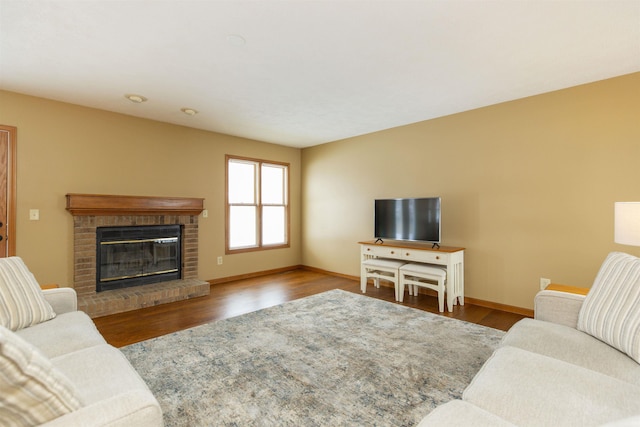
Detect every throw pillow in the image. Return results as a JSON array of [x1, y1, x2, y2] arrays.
[[578, 252, 640, 363], [0, 257, 56, 331], [0, 325, 82, 425]]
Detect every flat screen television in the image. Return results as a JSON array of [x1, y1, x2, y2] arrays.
[[374, 197, 441, 244]]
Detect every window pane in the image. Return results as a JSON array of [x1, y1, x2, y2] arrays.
[[229, 206, 257, 248], [261, 164, 285, 204], [262, 206, 286, 245], [229, 161, 256, 204]]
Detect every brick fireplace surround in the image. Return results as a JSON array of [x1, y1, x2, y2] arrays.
[[66, 194, 210, 318]]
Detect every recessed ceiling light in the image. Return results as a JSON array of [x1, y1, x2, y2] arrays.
[[226, 34, 246, 47], [125, 94, 147, 103], [180, 108, 198, 116]]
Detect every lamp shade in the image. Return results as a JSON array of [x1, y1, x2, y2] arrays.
[[615, 202, 640, 246]]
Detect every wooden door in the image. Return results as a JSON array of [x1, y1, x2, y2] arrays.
[[0, 125, 17, 257]]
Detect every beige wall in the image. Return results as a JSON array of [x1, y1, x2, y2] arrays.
[[0, 90, 302, 286], [3, 73, 639, 310], [301, 72, 640, 309]]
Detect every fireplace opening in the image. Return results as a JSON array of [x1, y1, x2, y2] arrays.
[[96, 225, 182, 292]]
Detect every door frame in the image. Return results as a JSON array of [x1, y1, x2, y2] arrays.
[[1, 125, 17, 256]]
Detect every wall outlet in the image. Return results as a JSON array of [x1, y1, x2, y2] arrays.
[[29, 209, 40, 221], [202, 209, 208, 218], [217, 256, 223, 265], [540, 277, 551, 290]]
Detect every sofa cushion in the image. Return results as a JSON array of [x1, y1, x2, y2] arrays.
[[51, 344, 155, 406], [602, 416, 640, 426], [0, 257, 56, 331], [37, 389, 164, 427], [578, 252, 640, 363], [416, 400, 516, 427], [502, 318, 640, 385], [16, 311, 107, 358], [0, 325, 82, 426], [463, 346, 640, 426]]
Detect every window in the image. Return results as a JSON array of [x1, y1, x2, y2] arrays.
[[226, 155, 289, 253]]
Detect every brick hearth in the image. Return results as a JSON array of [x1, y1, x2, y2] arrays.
[[67, 194, 209, 318]]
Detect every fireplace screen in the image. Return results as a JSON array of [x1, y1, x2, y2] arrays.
[[96, 225, 182, 292]]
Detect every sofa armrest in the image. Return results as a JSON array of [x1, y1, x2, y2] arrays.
[[42, 288, 78, 314], [534, 290, 586, 329]]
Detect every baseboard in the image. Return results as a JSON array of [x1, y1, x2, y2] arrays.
[[208, 265, 533, 317], [207, 265, 303, 285], [463, 297, 533, 317], [299, 265, 360, 282]]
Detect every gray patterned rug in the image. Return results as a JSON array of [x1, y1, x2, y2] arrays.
[[121, 289, 504, 426]]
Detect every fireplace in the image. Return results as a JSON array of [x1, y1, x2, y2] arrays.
[[96, 225, 182, 292], [66, 193, 210, 318]]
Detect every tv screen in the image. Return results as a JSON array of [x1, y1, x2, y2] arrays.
[[374, 197, 441, 243]]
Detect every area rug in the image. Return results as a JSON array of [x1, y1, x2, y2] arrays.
[[121, 289, 504, 426]]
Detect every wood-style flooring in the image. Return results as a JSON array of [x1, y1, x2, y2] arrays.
[[94, 269, 528, 348]]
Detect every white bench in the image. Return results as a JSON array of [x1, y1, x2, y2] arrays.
[[399, 263, 448, 312], [360, 258, 407, 301]]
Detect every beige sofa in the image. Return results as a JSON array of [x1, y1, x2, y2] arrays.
[[0, 257, 163, 426], [418, 252, 640, 427]]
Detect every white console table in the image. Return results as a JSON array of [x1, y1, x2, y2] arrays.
[[359, 240, 465, 309]]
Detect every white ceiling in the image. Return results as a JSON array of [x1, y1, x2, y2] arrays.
[[1, 1, 639, 148]]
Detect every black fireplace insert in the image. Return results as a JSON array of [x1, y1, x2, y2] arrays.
[[96, 225, 182, 292]]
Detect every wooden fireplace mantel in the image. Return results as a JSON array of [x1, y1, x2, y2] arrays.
[[66, 194, 205, 216]]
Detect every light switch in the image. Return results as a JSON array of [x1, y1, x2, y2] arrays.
[[29, 209, 40, 221]]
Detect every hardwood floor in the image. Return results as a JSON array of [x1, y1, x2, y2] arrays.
[[94, 269, 529, 347]]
